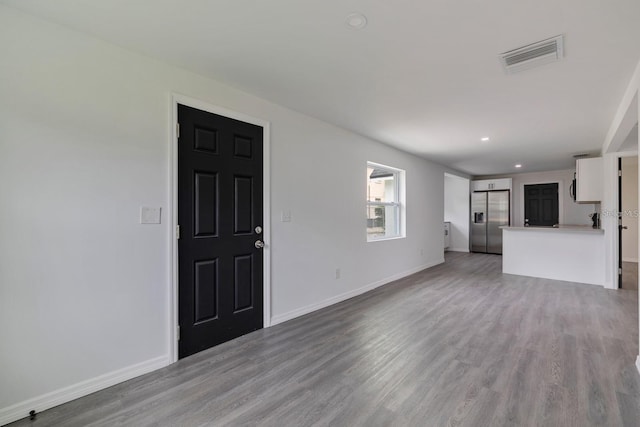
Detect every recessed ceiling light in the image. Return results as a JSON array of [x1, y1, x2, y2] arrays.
[[515, 164, 522, 168], [346, 13, 367, 30], [481, 137, 490, 142]]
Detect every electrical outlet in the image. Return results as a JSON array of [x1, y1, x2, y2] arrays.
[[335, 268, 341, 279], [281, 210, 292, 222]]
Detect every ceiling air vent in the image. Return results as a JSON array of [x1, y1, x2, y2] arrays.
[[500, 35, 564, 74]]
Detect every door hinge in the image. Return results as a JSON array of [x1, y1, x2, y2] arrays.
[[619, 267, 623, 275], [176, 122, 180, 139], [177, 325, 180, 341], [176, 224, 181, 240], [619, 170, 622, 177]]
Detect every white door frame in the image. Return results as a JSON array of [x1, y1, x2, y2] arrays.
[[168, 93, 271, 363], [602, 151, 638, 289]]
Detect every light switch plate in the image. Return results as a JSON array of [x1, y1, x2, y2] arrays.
[[281, 210, 291, 222], [140, 207, 162, 224]]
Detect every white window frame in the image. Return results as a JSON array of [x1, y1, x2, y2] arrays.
[[366, 161, 406, 242]]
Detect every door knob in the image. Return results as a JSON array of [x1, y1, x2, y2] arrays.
[[622, 226, 629, 230], [255, 240, 265, 249]]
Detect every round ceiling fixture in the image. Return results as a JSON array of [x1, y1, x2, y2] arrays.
[[481, 137, 490, 142], [346, 13, 368, 30], [515, 164, 522, 168]]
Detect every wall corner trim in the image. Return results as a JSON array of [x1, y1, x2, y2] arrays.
[[0, 355, 171, 426], [636, 355, 640, 376], [270, 258, 444, 326]]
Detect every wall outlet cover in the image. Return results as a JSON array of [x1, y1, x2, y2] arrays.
[[140, 207, 162, 224]]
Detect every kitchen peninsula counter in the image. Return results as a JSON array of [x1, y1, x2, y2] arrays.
[[501, 225, 604, 234], [501, 225, 605, 286]]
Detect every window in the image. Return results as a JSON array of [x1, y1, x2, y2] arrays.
[[367, 162, 405, 241]]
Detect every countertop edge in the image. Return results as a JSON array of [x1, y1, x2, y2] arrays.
[[500, 226, 604, 234]]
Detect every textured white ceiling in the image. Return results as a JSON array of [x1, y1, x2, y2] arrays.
[[3, 0, 639, 175]]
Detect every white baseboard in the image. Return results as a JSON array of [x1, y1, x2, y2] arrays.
[[447, 247, 470, 253], [622, 257, 638, 263], [0, 355, 170, 426], [270, 258, 443, 326]]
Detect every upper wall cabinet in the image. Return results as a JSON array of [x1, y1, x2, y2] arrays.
[[576, 157, 603, 203], [472, 178, 512, 192]]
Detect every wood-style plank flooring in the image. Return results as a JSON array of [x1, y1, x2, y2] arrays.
[[622, 261, 639, 291], [8, 253, 640, 426]]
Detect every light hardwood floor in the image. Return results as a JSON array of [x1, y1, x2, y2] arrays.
[[8, 253, 640, 426]]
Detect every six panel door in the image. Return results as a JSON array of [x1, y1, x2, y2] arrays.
[[178, 104, 264, 359]]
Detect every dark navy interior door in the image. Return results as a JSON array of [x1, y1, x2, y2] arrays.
[[178, 104, 264, 359], [524, 183, 559, 227]]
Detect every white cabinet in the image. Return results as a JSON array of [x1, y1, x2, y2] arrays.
[[576, 157, 602, 203], [444, 222, 451, 251], [472, 178, 512, 191]]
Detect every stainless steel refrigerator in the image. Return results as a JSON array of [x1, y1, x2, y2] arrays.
[[471, 190, 510, 254]]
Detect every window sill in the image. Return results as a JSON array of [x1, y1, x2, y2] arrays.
[[367, 235, 406, 243]]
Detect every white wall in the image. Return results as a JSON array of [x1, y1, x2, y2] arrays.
[[600, 59, 640, 375], [0, 6, 457, 422], [601, 62, 640, 293], [480, 169, 596, 227], [444, 174, 470, 252], [622, 157, 639, 262]]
